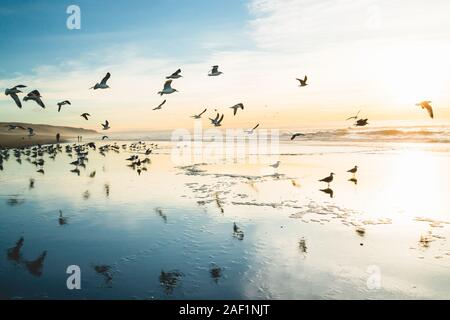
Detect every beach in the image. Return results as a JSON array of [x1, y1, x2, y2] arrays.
[[1, 128, 449, 299]]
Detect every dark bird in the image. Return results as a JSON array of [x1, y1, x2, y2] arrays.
[[209, 113, 224, 127], [291, 133, 305, 140], [91, 72, 111, 90], [153, 99, 166, 110], [191, 108, 207, 119], [346, 110, 361, 120], [319, 172, 335, 186], [355, 118, 369, 127], [230, 103, 244, 116], [81, 113, 91, 120], [166, 69, 182, 79], [58, 210, 68, 225], [101, 120, 110, 130], [5, 85, 26, 108], [208, 65, 223, 76], [57, 100, 71, 112], [320, 188, 334, 198], [415, 101, 434, 119], [296, 76, 308, 87], [347, 165, 358, 174], [102, 136, 109, 140], [23, 90, 45, 108]]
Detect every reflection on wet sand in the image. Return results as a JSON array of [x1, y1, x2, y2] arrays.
[[320, 188, 334, 198], [6, 237, 47, 277]]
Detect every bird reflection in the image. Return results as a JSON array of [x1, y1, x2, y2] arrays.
[[7, 237, 24, 264], [320, 188, 334, 198], [215, 192, 224, 214], [94, 265, 113, 286], [159, 270, 184, 295], [104, 183, 110, 197], [298, 237, 308, 255], [155, 207, 167, 223], [24, 251, 47, 277], [29, 178, 35, 189], [348, 178, 358, 185], [233, 223, 244, 241], [209, 264, 223, 284]]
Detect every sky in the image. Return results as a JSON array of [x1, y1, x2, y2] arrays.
[[1, 0, 450, 132]]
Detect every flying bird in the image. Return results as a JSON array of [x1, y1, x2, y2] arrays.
[[290, 133, 305, 140], [81, 113, 91, 120], [91, 72, 111, 90], [101, 120, 110, 130], [209, 113, 224, 127], [153, 99, 166, 110], [6, 124, 26, 131], [57, 100, 71, 112], [166, 69, 182, 79], [319, 172, 335, 186], [230, 103, 244, 116], [191, 108, 207, 119], [158, 80, 178, 96], [208, 65, 223, 77], [5, 85, 26, 108], [296, 76, 308, 87], [102, 136, 109, 140], [23, 90, 45, 108], [245, 124, 260, 134], [415, 101, 434, 119], [346, 110, 361, 120]]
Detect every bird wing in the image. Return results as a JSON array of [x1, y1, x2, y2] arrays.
[[173, 69, 181, 76], [423, 103, 434, 118], [36, 97, 45, 108], [100, 73, 111, 85], [29, 90, 41, 97], [163, 80, 173, 90], [252, 123, 260, 130], [158, 99, 167, 108], [13, 85, 27, 89], [105, 120, 109, 126], [199, 108, 207, 116], [64, 100, 71, 105], [218, 114, 224, 123], [58, 105, 62, 112], [10, 92, 22, 108], [214, 113, 220, 121], [211, 66, 218, 73], [304, 75, 307, 82]]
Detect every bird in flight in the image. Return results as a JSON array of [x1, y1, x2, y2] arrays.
[[355, 119, 369, 127], [102, 136, 109, 140], [91, 72, 111, 90], [296, 76, 308, 87], [6, 124, 26, 131], [230, 103, 244, 116], [5, 85, 27, 108], [415, 101, 434, 119], [245, 124, 260, 134], [57, 100, 71, 112], [208, 65, 223, 77], [153, 99, 166, 110], [101, 120, 110, 130], [291, 133, 305, 140], [319, 172, 335, 187], [191, 108, 207, 119], [81, 113, 91, 120], [166, 69, 182, 79], [209, 113, 224, 127], [158, 80, 178, 96], [23, 90, 45, 108], [346, 110, 361, 120]]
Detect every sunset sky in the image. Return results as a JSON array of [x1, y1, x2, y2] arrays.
[[1, 0, 450, 132]]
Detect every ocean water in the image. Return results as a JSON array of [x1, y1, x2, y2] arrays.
[[0, 129, 449, 299]]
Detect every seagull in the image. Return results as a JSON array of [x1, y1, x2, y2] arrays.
[[27, 127, 35, 137], [230, 103, 244, 116], [91, 72, 111, 90], [166, 69, 182, 79], [270, 161, 281, 169], [153, 99, 166, 110], [346, 110, 361, 120], [245, 124, 260, 134], [415, 101, 434, 119], [347, 165, 358, 174], [158, 80, 178, 96], [57, 100, 71, 112], [6, 124, 26, 131], [355, 119, 369, 127], [81, 113, 91, 120], [291, 133, 305, 140], [208, 65, 223, 77], [296, 76, 308, 87], [191, 108, 207, 119], [209, 113, 224, 127], [23, 90, 45, 108], [101, 120, 110, 130], [319, 172, 335, 186], [5, 85, 26, 108]]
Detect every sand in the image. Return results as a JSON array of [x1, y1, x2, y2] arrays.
[[0, 122, 97, 148]]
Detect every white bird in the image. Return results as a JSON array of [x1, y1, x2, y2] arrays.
[[23, 90, 45, 108], [415, 101, 434, 119], [5, 85, 26, 108], [91, 72, 111, 90], [245, 124, 260, 134], [57, 100, 71, 112], [208, 65, 223, 77], [166, 69, 182, 79], [153, 99, 166, 110], [191, 108, 207, 119], [270, 161, 280, 169], [230, 103, 244, 116], [209, 113, 224, 127], [296, 76, 308, 87], [101, 120, 110, 130], [27, 127, 35, 137], [158, 80, 178, 96]]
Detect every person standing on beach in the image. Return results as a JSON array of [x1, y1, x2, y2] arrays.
[[56, 133, 60, 143]]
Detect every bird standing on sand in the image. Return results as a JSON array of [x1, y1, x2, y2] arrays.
[[81, 113, 91, 120], [101, 120, 110, 130], [208, 65, 223, 77], [166, 69, 182, 79], [5, 85, 26, 108], [245, 124, 260, 134], [415, 101, 434, 119], [230, 103, 244, 116], [270, 161, 281, 169], [209, 113, 224, 127], [296, 76, 308, 87], [153, 99, 166, 110], [347, 166, 358, 174], [91, 73, 111, 90], [191, 108, 207, 119], [319, 172, 335, 187], [158, 80, 178, 96], [23, 90, 45, 108], [57, 100, 71, 112], [291, 133, 305, 140]]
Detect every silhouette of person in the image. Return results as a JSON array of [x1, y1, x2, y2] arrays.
[[56, 133, 60, 143]]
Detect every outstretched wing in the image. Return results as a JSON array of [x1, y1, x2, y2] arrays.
[[199, 108, 207, 116], [252, 123, 260, 130], [105, 120, 109, 126], [10, 92, 22, 108], [423, 103, 434, 118], [218, 114, 224, 123], [163, 80, 173, 90], [13, 84, 27, 89], [36, 97, 45, 108], [172, 69, 181, 76], [29, 90, 41, 97], [100, 72, 111, 85]]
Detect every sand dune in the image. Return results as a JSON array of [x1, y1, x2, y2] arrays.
[[0, 122, 97, 148]]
